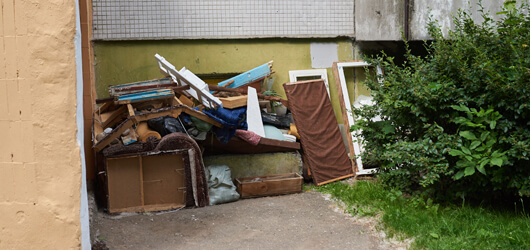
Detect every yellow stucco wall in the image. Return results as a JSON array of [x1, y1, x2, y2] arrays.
[[93, 38, 367, 123], [0, 1, 82, 248]]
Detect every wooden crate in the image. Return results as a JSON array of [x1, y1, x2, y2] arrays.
[[235, 173, 302, 198], [104, 150, 187, 213]]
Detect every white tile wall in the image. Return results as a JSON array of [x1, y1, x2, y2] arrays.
[[92, 0, 354, 40]]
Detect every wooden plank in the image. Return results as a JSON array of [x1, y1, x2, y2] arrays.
[[116, 89, 175, 105], [93, 119, 134, 151], [258, 137, 300, 150], [178, 95, 194, 107], [316, 173, 355, 186], [217, 61, 272, 89], [109, 77, 174, 97], [236, 173, 302, 198], [139, 156, 145, 206], [172, 96, 183, 105], [108, 204, 185, 214], [210, 84, 289, 108], [332, 62, 357, 172], [132, 105, 222, 127], [180, 107, 223, 128], [202, 134, 300, 154], [141, 204, 185, 213], [219, 95, 248, 109], [99, 105, 128, 128], [134, 107, 183, 123], [97, 101, 115, 114], [172, 85, 191, 93], [127, 104, 135, 117], [212, 80, 235, 95], [95, 96, 114, 105]]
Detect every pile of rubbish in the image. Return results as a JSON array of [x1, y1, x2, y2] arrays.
[[92, 54, 354, 213]]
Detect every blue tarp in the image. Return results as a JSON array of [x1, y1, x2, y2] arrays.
[[181, 107, 247, 144], [203, 107, 247, 144]]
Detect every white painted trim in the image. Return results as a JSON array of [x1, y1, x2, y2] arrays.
[[289, 69, 330, 98], [335, 61, 381, 175], [356, 169, 377, 175], [246, 87, 266, 137], [155, 54, 223, 109], [75, 0, 91, 248]]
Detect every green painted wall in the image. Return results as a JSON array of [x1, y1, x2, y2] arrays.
[[93, 38, 370, 123]]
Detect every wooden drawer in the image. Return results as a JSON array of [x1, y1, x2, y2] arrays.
[[235, 173, 302, 198]]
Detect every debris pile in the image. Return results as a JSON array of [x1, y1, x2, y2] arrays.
[[93, 54, 355, 213]]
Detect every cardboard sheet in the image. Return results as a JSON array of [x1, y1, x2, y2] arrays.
[[283, 80, 354, 185]]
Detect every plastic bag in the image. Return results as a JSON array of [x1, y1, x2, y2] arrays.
[[205, 165, 240, 205], [147, 116, 186, 137]]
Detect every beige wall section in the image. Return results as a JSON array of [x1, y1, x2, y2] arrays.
[[0, 0, 82, 249]]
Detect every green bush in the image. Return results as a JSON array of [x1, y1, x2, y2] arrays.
[[354, 1, 530, 201]]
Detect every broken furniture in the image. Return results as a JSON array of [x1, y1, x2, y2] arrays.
[[283, 79, 354, 185], [236, 173, 303, 198], [100, 133, 210, 213], [155, 53, 223, 109], [104, 149, 187, 213]]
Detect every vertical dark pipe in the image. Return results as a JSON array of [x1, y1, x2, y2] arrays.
[[404, 0, 410, 40]]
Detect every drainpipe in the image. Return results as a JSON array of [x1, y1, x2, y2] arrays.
[[404, 0, 410, 40]]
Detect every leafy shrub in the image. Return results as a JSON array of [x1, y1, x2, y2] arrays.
[[354, 1, 530, 201]]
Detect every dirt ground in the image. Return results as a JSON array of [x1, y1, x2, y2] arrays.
[[90, 190, 407, 249]]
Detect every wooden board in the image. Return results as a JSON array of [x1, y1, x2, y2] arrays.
[[99, 105, 128, 128], [202, 135, 300, 154], [236, 173, 302, 198], [107, 157, 143, 212], [219, 95, 248, 109], [142, 154, 186, 206], [105, 151, 187, 213], [283, 79, 354, 185]]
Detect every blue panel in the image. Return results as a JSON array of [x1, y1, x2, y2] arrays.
[[117, 89, 174, 102], [217, 63, 271, 89]]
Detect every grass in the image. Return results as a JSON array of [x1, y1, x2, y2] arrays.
[[315, 181, 530, 249]]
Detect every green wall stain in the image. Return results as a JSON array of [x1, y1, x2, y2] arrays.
[[93, 38, 369, 123]]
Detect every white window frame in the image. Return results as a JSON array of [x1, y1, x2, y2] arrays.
[[333, 61, 382, 175], [289, 69, 330, 98]]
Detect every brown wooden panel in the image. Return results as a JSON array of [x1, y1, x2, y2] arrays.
[[107, 157, 142, 212], [283, 80, 354, 185], [236, 173, 302, 198], [142, 154, 186, 206], [219, 95, 248, 109]]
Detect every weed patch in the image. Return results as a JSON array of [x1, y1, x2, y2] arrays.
[[316, 181, 530, 249]]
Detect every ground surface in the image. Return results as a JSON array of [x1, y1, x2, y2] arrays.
[[90, 190, 402, 249]]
